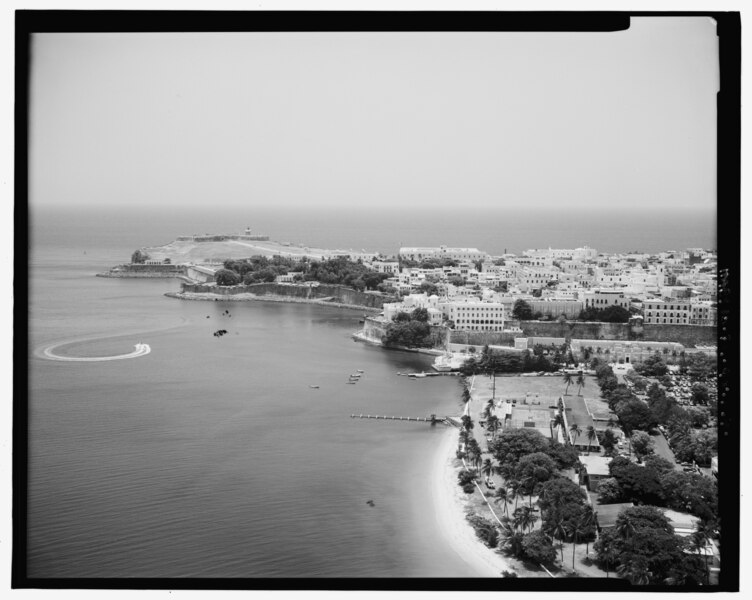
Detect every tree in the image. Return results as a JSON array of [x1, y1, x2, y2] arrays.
[[215, 268, 241, 286], [486, 414, 500, 440], [630, 431, 654, 463], [576, 373, 586, 396], [493, 487, 510, 515], [690, 383, 710, 405], [488, 428, 551, 477], [516, 452, 557, 494], [521, 530, 557, 565], [481, 458, 495, 481], [596, 478, 624, 504], [608, 457, 663, 505], [512, 299, 534, 320], [411, 307, 430, 322], [569, 423, 582, 449], [498, 516, 525, 558], [635, 354, 668, 377], [585, 426, 598, 455], [562, 372, 574, 396], [642, 455, 675, 476], [615, 398, 657, 434], [131, 249, 150, 264], [512, 505, 538, 533], [600, 429, 618, 456]]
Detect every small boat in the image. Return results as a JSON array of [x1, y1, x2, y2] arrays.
[[356, 369, 364, 373], [309, 385, 320, 389], [350, 373, 362, 378], [347, 381, 357, 385]]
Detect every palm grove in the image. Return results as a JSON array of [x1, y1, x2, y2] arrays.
[[453, 353, 717, 585]]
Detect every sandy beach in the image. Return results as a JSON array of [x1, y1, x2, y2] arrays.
[[432, 426, 514, 577]]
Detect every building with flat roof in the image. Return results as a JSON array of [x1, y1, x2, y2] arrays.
[[399, 246, 487, 263]]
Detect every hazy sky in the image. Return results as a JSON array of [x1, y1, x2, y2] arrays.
[[28, 17, 719, 211]]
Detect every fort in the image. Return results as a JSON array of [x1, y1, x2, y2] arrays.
[[175, 227, 269, 242]]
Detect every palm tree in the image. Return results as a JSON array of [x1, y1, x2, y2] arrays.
[[498, 516, 524, 557], [552, 519, 568, 564], [508, 478, 521, 510], [617, 559, 652, 585], [550, 413, 565, 442], [520, 475, 536, 508], [692, 518, 715, 584], [585, 425, 598, 455], [493, 487, 509, 515], [569, 423, 582, 450], [481, 458, 495, 481], [486, 414, 500, 440], [562, 372, 574, 395], [580, 506, 595, 557], [484, 398, 495, 418], [513, 505, 537, 533], [566, 519, 587, 570], [460, 385, 471, 407], [576, 373, 586, 396]]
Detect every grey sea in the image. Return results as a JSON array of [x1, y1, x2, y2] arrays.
[[26, 205, 715, 578]]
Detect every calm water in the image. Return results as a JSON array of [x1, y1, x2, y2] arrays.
[[26, 205, 715, 578], [27, 209, 474, 578]]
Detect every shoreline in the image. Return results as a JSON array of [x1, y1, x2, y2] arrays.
[[432, 426, 514, 577], [165, 291, 383, 313]]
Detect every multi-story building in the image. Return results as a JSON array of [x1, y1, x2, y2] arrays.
[[528, 298, 585, 319], [441, 299, 506, 332], [371, 260, 400, 274], [398, 246, 487, 263], [690, 302, 717, 326], [582, 289, 630, 310], [643, 299, 691, 325]]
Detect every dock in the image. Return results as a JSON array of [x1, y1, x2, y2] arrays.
[[350, 413, 452, 425]]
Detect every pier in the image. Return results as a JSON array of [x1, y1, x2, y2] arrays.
[[350, 413, 451, 424]]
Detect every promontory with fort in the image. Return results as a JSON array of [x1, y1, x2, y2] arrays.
[[101, 228, 720, 584]]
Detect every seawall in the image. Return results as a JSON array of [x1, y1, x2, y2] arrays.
[[97, 264, 187, 278], [174, 282, 397, 310]]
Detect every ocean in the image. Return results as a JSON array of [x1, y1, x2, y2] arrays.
[[25, 205, 715, 579]]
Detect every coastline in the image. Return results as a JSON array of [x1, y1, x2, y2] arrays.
[[432, 426, 514, 578], [164, 291, 382, 313]]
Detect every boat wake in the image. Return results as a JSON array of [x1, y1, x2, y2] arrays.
[[40, 342, 151, 362]]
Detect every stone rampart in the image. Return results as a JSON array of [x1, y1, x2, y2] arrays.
[[179, 282, 397, 309], [514, 320, 716, 348]]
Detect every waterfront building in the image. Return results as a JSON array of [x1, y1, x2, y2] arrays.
[[440, 299, 505, 332]]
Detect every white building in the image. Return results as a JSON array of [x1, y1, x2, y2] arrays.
[[441, 299, 506, 332], [399, 246, 487, 263], [582, 289, 630, 310], [643, 299, 691, 325]]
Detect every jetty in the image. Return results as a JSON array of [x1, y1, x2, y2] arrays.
[[350, 413, 457, 425]]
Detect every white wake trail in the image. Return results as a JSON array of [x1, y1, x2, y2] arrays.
[[41, 343, 151, 362]]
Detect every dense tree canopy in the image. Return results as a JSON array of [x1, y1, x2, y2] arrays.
[[512, 299, 534, 320], [131, 249, 150, 264], [594, 506, 702, 585], [577, 305, 631, 323], [634, 354, 669, 377], [215, 268, 241, 286]]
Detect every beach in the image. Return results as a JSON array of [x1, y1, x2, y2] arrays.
[[432, 426, 514, 577]]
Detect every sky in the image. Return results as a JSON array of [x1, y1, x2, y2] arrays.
[[28, 17, 719, 213]]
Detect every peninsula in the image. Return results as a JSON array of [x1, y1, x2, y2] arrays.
[[99, 233, 720, 584]]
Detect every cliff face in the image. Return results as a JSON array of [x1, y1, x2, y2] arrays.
[[180, 282, 397, 309]]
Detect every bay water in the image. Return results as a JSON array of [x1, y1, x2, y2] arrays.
[[26, 204, 714, 578]]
